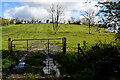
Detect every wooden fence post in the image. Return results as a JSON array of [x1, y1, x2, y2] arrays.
[[78, 43, 80, 61], [63, 37, 66, 55], [8, 38, 12, 55]]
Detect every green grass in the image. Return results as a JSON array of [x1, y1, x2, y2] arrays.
[[2, 55, 18, 69], [1, 23, 115, 52]]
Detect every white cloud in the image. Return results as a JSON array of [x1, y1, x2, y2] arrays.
[[4, 5, 48, 20], [4, 0, 100, 22]]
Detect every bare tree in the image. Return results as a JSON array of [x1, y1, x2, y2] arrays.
[[48, 3, 64, 34], [82, 9, 95, 34]]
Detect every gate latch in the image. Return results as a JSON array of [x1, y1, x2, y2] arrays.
[[12, 44, 15, 48]]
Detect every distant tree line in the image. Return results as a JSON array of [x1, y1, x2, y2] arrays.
[[0, 17, 51, 26], [68, 17, 81, 25], [0, 17, 14, 26]]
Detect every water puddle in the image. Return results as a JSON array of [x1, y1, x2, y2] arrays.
[[14, 62, 25, 69], [13, 53, 27, 70], [3, 53, 27, 73]]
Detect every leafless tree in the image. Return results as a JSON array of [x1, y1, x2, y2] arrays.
[[82, 9, 95, 34], [48, 3, 64, 34]]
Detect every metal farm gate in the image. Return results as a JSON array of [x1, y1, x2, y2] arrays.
[[8, 37, 66, 55]]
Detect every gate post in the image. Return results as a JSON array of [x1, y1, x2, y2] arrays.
[[8, 38, 12, 55], [63, 37, 66, 55]]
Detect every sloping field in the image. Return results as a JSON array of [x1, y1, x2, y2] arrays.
[[1, 23, 115, 51]]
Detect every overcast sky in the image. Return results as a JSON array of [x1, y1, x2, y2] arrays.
[[1, 0, 103, 22]]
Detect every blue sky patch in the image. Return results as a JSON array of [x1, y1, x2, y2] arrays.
[[1, 2, 24, 17], [72, 9, 78, 13]]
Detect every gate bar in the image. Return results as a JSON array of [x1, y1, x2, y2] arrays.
[[12, 38, 63, 41]]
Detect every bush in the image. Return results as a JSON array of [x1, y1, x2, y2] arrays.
[[54, 42, 120, 80], [16, 21, 22, 24], [73, 68, 94, 80], [1, 18, 9, 26], [85, 43, 120, 80]]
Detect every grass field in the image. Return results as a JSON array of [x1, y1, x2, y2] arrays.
[[1, 23, 115, 51]]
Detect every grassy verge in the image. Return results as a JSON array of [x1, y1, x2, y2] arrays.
[[2, 50, 19, 69]]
